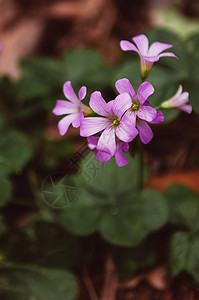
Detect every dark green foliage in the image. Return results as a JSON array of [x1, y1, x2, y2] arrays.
[[166, 185, 199, 282], [60, 153, 168, 246], [0, 265, 78, 300]]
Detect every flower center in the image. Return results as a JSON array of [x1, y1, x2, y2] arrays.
[[131, 100, 140, 112], [111, 117, 120, 127]]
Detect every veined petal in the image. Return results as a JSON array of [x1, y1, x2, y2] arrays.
[[98, 127, 116, 156], [132, 34, 149, 55], [137, 106, 157, 122], [137, 82, 154, 105], [72, 111, 84, 128], [63, 81, 80, 104], [53, 100, 78, 116], [90, 91, 112, 117], [179, 104, 192, 114], [150, 111, 164, 124], [159, 52, 178, 59], [78, 86, 87, 100], [115, 78, 135, 99], [137, 119, 153, 144], [58, 114, 77, 136], [96, 151, 112, 163], [112, 93, 132, 119], [148, 42, 173, 56], [115, 149, 128, 167], [116, 113, 138, 142], [120, 40, 138, 52], [107, 100, 114, 112], [80, 117, 109, 137]]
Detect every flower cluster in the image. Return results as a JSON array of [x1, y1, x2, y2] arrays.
[[53, 34, 192, 166]]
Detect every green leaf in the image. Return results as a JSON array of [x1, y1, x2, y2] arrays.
[[80, 152, 148, 196], [0, 131, 34, 171], [169, 232, 199, 282], [60, 188, 106, 235], [17, 73, 50, 99], [60, 153, 168, 247], [0, 265, 78, 300], [169, 231, 190, 276], [113, 60, 141, 91], [99, 189, 168, 246], [63, 49, 106, 86], [165, 184, 199, 231]]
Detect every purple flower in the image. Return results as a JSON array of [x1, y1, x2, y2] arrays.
[[161, 85, 192, 114], [115, 78, 164, 144], [87, 136, 129, 167], [53, 81, 88, 136], [80, 91, 138, 156], [120, 34, 177, 79]]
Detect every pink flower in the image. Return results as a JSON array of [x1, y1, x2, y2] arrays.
[[115, 78, 164, 144], [120, 34, 177, 79], [160, 85, 192, 114], [80, 91, 138, 156], [53, 81, 88, 136], [87, 136, 129, 167]]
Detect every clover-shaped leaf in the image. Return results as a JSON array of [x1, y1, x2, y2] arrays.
[[60, 153, 168, 247]]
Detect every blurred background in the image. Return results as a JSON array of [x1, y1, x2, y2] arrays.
[[1, 0, 199, 299]]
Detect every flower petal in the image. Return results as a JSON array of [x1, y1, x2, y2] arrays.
[[116, 112, 138, 142], [80, 117, 109, 137], [115, 78, 135, 99], [150, 111, 164, 124], [58, 114, 77, 136], [159, 52, 178, 59], [112, 93, 132, 119], [148, 42, 173, 56], [63, 81, 80, 104], [122, 142, 129, 151], [132, 34, 149, 55], [53, 100, 78, 116], [120, 40, 138, 52], [87, 136, 99, 150], [137, 82, 155, 104], [179, 104, 192, 114], [173, 92, 189, 106], [115, 149, 128, 166], [142, 55, 160, 63], [72, 111, 84, 128], [98, 127, 116, 156], [137, 106, 157, 122], [78, 86, 87, 100], [137, 119, 153, 144], [90, 91, 112, 117], [96, 151, 112, 163]]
